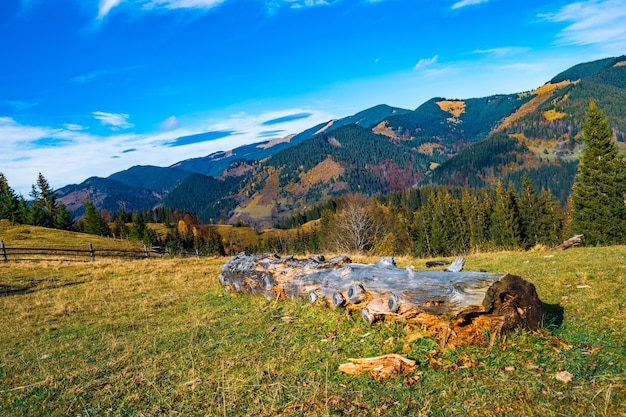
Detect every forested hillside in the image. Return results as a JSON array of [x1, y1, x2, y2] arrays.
[[38, 55, 626, 226]]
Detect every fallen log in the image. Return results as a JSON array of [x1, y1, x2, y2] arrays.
[[550, 234, 584, 251], [219, 253, 545, 348]]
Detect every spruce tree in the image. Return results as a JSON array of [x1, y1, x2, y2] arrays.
[[571, 101, 626, 245], [518, 175, 540, 249], [537, 188, 564, 247], [491, 181, 521, 249], [81, 199, 111, 236], [0, 173, 20, 222]]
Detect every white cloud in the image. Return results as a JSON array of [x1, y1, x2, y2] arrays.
[[93, 111, 135, 129], [98, 0, 125, 19], [473, 47, 531, 56], [413, 55, 438, 71], [63, 123, 87, 131], [160, 115, 180, 131], [542, 0, 626, 54], [1, 108, 335, 196], [451, 0, 489, 10], [142, 0, 225, 10]]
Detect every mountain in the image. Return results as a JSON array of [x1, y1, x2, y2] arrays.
[[57, 104, 410, 219], [226, 93, 534, 226], [56, 176, 163, 218], [107, 165, 192, 193], [56, 56, 626, 225], [57, 165, 193, 218], [420, 55, 626, 201], [170, 104, 411, 177]]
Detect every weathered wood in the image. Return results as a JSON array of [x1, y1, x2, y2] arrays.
[[219, 253, 545, 347], [338, 354, 417, 381], [550, 234, 584, 251]]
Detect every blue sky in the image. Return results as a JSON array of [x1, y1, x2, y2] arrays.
[[1, 0, 625, 195]]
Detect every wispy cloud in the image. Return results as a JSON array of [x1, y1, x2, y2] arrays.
[[97, 0, 344, 17], [451, 0, 489, 10], [142, 0, 225, 11], [93, 111, 135, 129], [0, 99, 39, 112], [63, 123, 87, 131], [160, 115, 180, 131], [73, 69, 116, 84], [542, 0, 626, 53], [98, 0, 125, 19], [473, 47, 531, 56], [167, 130, 237, 147], [413, 55, 438, 71], [262, 112, 313, 125], [1, 108, 334, 195]]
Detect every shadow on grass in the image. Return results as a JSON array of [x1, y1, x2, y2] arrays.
[[542, 302, 564, 329], [0, 279, 85, 297]]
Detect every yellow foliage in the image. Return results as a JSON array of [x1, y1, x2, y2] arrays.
[[436, 100, 466, 118], [177, 220, 188, 235], [543, 109, 567, 121]]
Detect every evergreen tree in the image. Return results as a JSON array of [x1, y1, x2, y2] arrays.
[[0, 173, 20, 222], [54, 203, 76, 231], [571, 101, 626, 245], [461, 190, 490, 252], [518, 175, 541, 249], [537, 188, 564, 247], [30, 173, 57, 227], [112, 216, 130, 239], [17, 196, 30, 225], [491, 181, 521, 249], [129, 211, 148, 242], [81, 199, 111, 236]]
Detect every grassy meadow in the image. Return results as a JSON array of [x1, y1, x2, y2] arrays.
[[0, 225, 625, 416]]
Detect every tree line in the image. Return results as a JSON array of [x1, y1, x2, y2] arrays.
[[0, 175, 225, 257], [2, 101, 625, 257]]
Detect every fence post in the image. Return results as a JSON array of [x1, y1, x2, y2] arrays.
[[88, 243, 95, 261], [1, 241, 7, 262], [144, 245, 149, 258]]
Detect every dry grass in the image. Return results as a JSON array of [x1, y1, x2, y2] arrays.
[[0, 227, 624, 416], [436, 100, 466, 118]]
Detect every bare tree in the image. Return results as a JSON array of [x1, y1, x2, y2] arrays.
[[330, 194, 386, 254]]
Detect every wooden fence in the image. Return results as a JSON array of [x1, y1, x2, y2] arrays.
[[0, 241, 163, 262]]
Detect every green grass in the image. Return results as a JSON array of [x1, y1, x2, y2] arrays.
[[0, 227, 624, 416]]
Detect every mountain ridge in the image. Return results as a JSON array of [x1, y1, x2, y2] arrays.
[[56, 55, 626, 225]]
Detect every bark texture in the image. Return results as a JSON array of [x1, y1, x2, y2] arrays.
[[219, 253, 545, 348]]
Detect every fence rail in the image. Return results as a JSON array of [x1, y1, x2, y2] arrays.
[[0, 241, 162, 262]]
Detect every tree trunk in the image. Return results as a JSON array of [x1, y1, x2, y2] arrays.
[[219, 253, 545, 348], [550, 234, 584, 250]]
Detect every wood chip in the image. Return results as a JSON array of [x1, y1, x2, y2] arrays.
[[339, 354, 417, 381], [554, 371, 573, 383]]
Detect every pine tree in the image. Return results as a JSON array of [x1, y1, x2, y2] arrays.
[[54, 203, 76, 231], [571, 101, 626, 245], [461, 190, 490, 252], [518, 175, 540, 249], [129, 211, 148, 242], [30, 173, 57, 227], [81, 199, 111, 236], [0, 173, 20, 222], [491, 181, 521, 249], [112, 216, 130, 238], [537, 188, 564, 247]]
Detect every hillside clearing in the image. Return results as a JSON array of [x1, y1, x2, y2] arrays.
[[1, 241, 624, 415]]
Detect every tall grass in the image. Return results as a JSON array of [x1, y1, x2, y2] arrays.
[[0, 227, 624, 416]]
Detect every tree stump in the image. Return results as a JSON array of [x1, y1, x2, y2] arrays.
[[219, 253, 545, 348]]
